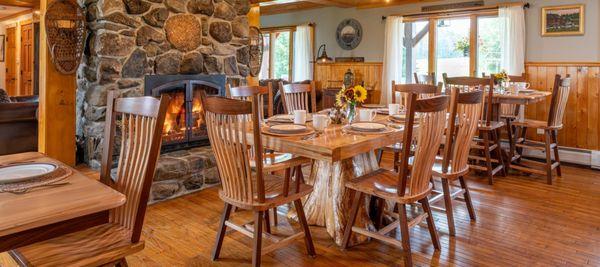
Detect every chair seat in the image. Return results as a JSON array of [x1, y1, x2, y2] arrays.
[[478, 121, 505, 131], [345, 169, 431, 204], [10, 223, 144, 267], [221, 173, 313, 211], [250, 153, 311, 172], [513, 119, 560, 130]]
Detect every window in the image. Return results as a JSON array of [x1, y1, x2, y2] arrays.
[[403, 10, 505, 82], [259, 27, 295, 80]]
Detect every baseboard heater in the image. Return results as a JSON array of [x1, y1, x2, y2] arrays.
[[520, 146, 600, 170]]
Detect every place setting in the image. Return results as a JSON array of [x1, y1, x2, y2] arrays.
[[342, 108, 400, 135], [0, 161, 72, 194], [263, 110, 316, 137]]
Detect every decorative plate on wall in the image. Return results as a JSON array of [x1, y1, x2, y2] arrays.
[[336, 19, 362, 50]]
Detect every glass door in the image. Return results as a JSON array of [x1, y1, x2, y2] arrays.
[[404, 20, 430, 83], [477, 16, 502, 77], [435, 18, 471, 82]]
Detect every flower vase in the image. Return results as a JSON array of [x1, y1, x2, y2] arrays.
[[346, 103, 356, 124]]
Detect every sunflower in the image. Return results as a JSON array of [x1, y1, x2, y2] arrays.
[[354, 85, 368, 103], [335, 88, 347, 107]]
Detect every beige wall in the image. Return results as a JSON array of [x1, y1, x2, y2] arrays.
[[0, 13, 34, 91], [261, 0, 599, 62]]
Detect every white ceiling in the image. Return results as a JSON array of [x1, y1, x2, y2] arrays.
[[0, 5, 30, 20]]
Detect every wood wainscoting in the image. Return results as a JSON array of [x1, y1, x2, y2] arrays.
[[524, 62, 600, 151], [314, 62, 383, 103]]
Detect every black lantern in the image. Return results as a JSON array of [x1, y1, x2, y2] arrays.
[[315, 44, 333, 63]]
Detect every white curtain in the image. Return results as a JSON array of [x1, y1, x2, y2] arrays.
[[499, 6, 526, 76], [293, 24, 314, 82], [381, 16, 404, 104]]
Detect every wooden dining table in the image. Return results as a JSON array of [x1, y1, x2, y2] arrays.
[[0, 152, 125, 251], [255, 115, 406, 246]]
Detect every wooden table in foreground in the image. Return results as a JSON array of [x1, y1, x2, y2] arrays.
[[256, 115, 405, 246], [0, 152, 126, 251]]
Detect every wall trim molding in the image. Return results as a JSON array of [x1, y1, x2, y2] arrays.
[[526, 61, 600, 67]]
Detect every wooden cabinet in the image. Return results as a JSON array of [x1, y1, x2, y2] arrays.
[[314, 62, 383, 107]]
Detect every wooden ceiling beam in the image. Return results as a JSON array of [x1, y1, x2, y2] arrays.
[[302, 0, 354, 8], [260, 1, 325, 15], [0, 0, 37, 8], [356, 0, 439, 9]]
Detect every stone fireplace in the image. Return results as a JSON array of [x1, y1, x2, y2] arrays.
[[77, 0, 251, 201]]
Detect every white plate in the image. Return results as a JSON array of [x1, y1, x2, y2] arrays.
[[268, 114, 313, 122], [350, 122, 387, 132], [518, 89, 535, 94], [0, 163, 58, 184], [376, 108, 389, 115], [390, 114, 407, 120], [269, 124, 308, 134]]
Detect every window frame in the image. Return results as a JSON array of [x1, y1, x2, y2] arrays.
[[260, 26, 296, 80], [404, 9, 501, 79]]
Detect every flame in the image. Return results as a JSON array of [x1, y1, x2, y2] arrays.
[[163, 93, 186, 134], [192, 97, 204, 128]]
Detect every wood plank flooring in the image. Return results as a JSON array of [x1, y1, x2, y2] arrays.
[[1, 155, 600, 266]]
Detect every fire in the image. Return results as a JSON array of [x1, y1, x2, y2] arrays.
[[163, 92, 186, 135], [192, 97, 204, 128]]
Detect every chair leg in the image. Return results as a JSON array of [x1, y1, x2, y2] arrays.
[[341, 190, 362, 249], [294, 199, 316, 257], [419, 198, 440, 250], [552, 130, 562, 177], [115, 258, 128, 267], [483, 132, 494, 185], [263, 211, 271, 234], [272, 208, 278, 226], [377, 149, 384, 166], [398, 204, 413, 267], [492, 129, 506, 177], [459, 176, 476, 221], [393, 151, 400, 172], [374, 197, 385, 229], [516, 127, 528, 163], [441, 179, 456, 236], [506, 118, 514, 166], [544, 130, 554, 185], [253, 211, 264, 267], [212, 203, 233, 261]]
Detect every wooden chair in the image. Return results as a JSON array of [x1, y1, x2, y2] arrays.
[[443, 74, 506, 184], [10, 92, 169, 266], [378, 82, 442, 170], [511, 74, 571, 185], [342, 94, 449, 267], [279, 81, 317, 114], [428, 88, 483, 236], [226, 83, 312, 228], [414, 72, 437, 85], [202, 95, 316, 267]]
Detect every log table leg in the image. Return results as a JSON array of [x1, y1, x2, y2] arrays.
[[289, 151, 379, 246]]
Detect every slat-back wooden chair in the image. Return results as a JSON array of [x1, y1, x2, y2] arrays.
[[414, 72, 437, 85], [511, 74, 571, 185], [10, 92, 169, 266], [202, 95, 316, 267], [379, 82, 442, 171], [443, 74, 506, 184], [428, 88, 483, 236], [226, 83, 311, 229], [342, 94, 449, 267], [279, 81, 317, 114]]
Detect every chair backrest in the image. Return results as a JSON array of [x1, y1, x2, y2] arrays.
[[414, 72, 437, 85], [443, 73, 493, 122], [397, 94, 449, 198], [442, 88, 484, 175], [201, 95, 268, 206], [391, 82, 442, 108], [100, 91, 169, 243], [547, 74, 571, 128], [279, 81, 317, 113], [226, 83, 274, 120]]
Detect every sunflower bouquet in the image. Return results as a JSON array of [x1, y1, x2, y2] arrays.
[[335, 85, 367, 123], [493, 70, 510, 85]]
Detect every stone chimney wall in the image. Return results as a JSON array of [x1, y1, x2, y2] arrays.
[[77, 0, 250, 168]]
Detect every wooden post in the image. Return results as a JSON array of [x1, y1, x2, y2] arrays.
[[247, 4, 260, 86], [38, 0, 76, 166]]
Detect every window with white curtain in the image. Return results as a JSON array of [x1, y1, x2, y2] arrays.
[[259, 28, 295, 80]]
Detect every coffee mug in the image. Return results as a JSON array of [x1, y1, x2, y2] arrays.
[[388, 104, 400, 115], [294, 110, 307, 125], [358, 109, 377, 122], [313, 114, 330, 131], [517, 82, 531, 90]]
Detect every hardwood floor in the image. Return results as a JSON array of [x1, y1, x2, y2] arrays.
[[2, 155, 600, 266]]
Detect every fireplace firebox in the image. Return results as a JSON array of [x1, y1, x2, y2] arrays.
[[144, 75, 226, 152]]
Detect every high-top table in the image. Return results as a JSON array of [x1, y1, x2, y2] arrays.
[[0, 152, 125, 251], [252, 115, 406, 246]]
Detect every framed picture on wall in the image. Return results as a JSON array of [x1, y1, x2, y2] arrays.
[[0, 35, 4, 62], [542, 4, 585, 36]]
